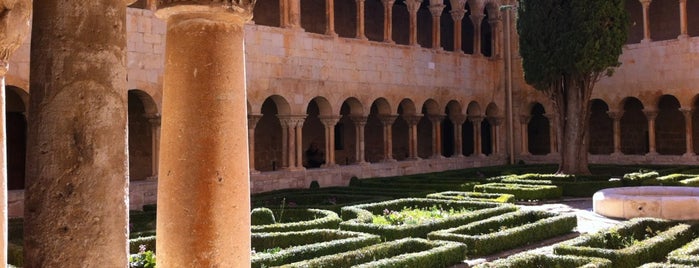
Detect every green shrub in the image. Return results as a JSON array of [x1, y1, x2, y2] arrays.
[[280, 238, 466, 268], [252, 208, 341, 233], [473, 252, 612, 268], [309, 180, 320, 189], [251, 229, 380, 268], [252, 191, 392, 213], [428, 210, 576, 256], [349, 176, 361, 187], [426, 191, 515, 203], [8, 242, 23, 267], [340, 198, 517, 240], [499, 173, 620, 197], [473, 183, 562, 201], [129, 235, 156, 254], [554, 218, 695, 268], [667, 236, 699, 266], [622, 170, 660, 186], [251, 207, 276, 225], [638, 263, 698, 268]]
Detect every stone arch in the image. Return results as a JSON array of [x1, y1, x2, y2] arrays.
[[480, 102, 498, 155], [6, 86, 27, 190], [417, 99, 441, 158], [589, 99, 614, 155], [440, 1, 455, 51], [366, 98, 392, 163], [127, 90, 156, 181], [394, 98, 418, 160], [485, 102, 499, 117], [656, 95, 684, 155], [625, 0, 644, 43], [253, 0, 281, 27], [528, 103, 550, 155], [462, 1, 474, 54], [417, 2, 432, 48], [443, 100, 464, 157], [302, 98, 329, 168], [335, 0, 357, 38], [482, 1, 499, 57], [256, 96, 290, 171], [620, 97, 648, 155], [301, 0, 328, 34], [336, 98, 364, 165], [365, 0, 385, 42], [649, 0, 680, 41], [462, 101, 481, 155], [392, 0, 410, 45]]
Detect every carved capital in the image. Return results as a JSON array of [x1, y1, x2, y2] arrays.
[[319, 115, 341, 127], [519, 115, 531, 124], [449, 114, 466, 125], [468, 115, 484, 124], [247, 114, 263, 128], [606, 110, 624, 120], [450, 9, 466, 22], [448, 0, 467, 10], [405, 0, 423, 13], [428, 114, 445, 123], [643, 109, 658, 120], [155, 0, 256, 23], [428, 4, 445, 17], [639, 0, 652, 7], [379, 115, 398, 126], [403, 114, 423, 126], [487, 116, 503, 126], [470, 12, 485, 25], [277, 115, 306, 128], [350, 116, 368, 126], [680, 108, 693, 118], [0, 0, 32, 68], [380, 0, 396, 8]]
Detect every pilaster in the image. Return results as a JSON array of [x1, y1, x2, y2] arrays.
[[248, 114, 263, 173]]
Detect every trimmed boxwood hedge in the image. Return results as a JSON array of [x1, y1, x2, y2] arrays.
[[622, 170, 660, 186], [638, 263, 698, 268], [251, 229, 381, 268], [473, 252, 612, 268], [339, 198, 517, 240], [357, 180, 480, 192], [654, 174, 699, 187], [554, 218, 695, 268], [279, 238, 466, 268], [428, 210, 576, 256], [426, 191, 515, 203], [252, 208, 341, 233], [667, 236, 699, 266], [252, 192, 390, 213], [498, 173, 621, 197], [473, 183, 562, 201]]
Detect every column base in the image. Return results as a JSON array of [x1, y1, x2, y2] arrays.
[[610, 152, 624, 157], [381, 158, 397, 163], [321, 163, 338, 168], [250, 169, 261, 174], [645, 152, 659, 157], [430, 155, 445, 159], [407, 157, 422, 161], [357, 161, 370, 166], [641, 38, 652, 44], [450, 154, 465, 158], [683, 152, 696, 158], [146, 175, 158, 181], [679, 34, 689, 40]]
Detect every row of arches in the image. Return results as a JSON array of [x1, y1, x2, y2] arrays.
[[626, 0, 699, 43]]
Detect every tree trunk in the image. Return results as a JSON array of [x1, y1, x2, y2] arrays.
[[556, 78, 592, 175]]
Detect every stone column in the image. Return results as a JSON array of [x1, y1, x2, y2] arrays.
[[405, 0, 423, 46], [289, 0, 302, 30], [470, 116, 484, 156], [607, 111, 624, 156], [326, 0, 337, 36], [25, 0, 129, 266], [404, 115, 422, 160], [544, 114, 557, 154], [279, 115, 305, 170], [381, 0, 396, 43], [429, 1, 446, 50], [519, 115, 531, 155], [644, 109, 658, 155], [355, 0, 368, 40], [379, 115, 398, 161], [248, 114, 263, 173], [351, 116, 368, 164], [488, 17, 501, 58], [681, 108, 694, 156], [279, 117, 290, 169], [429, 115, 445, 158], [280, 0, 289, 27], [153, 2, 255, 266], [449, 5, 466, 53], [640, 0, 652, 43], [320, 116, 341, 167], [146, 114, 161, 179], [451, 114, 466, 157], [489, 116, 503, 155], [679, 0, 688, 39], [0, 1, 30, 265], [470, 11, 485, 56]]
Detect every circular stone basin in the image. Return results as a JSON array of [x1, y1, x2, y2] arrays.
[[593, 186, 699, 220]]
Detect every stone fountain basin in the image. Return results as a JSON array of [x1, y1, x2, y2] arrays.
[[593, 186, 699, 220]]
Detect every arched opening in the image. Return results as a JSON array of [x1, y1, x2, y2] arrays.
[[394, 99, 415, 161], [301, 0, 327, 34], [417, 112, 433, 159], [392, 0, 410, 45], [335, 0, 357, 38], [620, 97, 648, 155], [656, 95, 684, 155], [6, 86, 27, 190], [127, 90, 155, 182], [693, 97, 699, 154], [337, 99, 362, 165], [256, 97, 286, 171], [441, 2, 455, 51], [253, 0, 281, 27], [649, 0, 680, 41], [302, 100, 326, 168], [528, 103, 550, 155], [417, 2, 432, 48], [462, 3, 474, 54], [481, 119, 492, 155], [625, 0, 644, 44], [366, 99, 390, 163], [689, 0, 699, 37], [588, 99, 614, 155], [485, 103, 500, 156], [480, 8, 492, 57], [365, 0, 385, 42]]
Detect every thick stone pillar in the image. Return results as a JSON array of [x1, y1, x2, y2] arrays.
[[154, 2, 255, 266], [320, 116, 341, 167], [1, 1, 31, 265], [607, 111, 624, 156], [519, 115, 531, 155], [470, 116, 484, 156], [644, 109, 658, 155], [355, 0, 368, 40], [146, 114, 161, 179], [470, 12, 485, 56], [326, 0, 337, 36], [429, 115, 445, 158], [449, 5, 466, 53], [429, 1, 445, 50], [379, 115, 398, 161], [640, 0, 652, 43], [681, 108, 694, 156], [25, 0, 129, 266], [405, 0, 423, 46], [451, 114, 466, 157], [351, 116, 368, 164], [679, 0, 688, 38], [381, 0, 396, 43], [248, 114, 263, 173], [404, 115, 422, 160]]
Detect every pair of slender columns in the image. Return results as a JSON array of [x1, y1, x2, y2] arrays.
[[279, 115, 306, 170], [639, 0, 690, 42], [351, 116, 369, 163], [281, 0, 337, 35], [320, 116, 341, 166], [379, 115, 398, 161]]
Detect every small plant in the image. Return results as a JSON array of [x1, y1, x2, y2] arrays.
[[129, 244, 156, 268], [372, 206, 471, 226]]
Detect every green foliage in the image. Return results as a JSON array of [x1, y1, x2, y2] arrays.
[[129, 235, 156, 254], [517, 0, 628, 91], [251, 207, 276, 225], [667, 237, 699, 266], [639, 263, 698, 268], [309, 180, 320, 189], [426, 191, 516, 203], [129, 244, 156, 268], [371, 205, 472, 226], [7, 242, 23, 267], [623, 170, 660, 186], [251, 208, 342, 233], [428, 210, 576, 256], [474, 253, 612, 268], [473, 183, 562, 201]]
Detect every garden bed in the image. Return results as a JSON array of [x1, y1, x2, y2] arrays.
[[427, 210, 576, 256], [279, 238, 466, 268], [667, 236, 699, 266], [251, 208, 341, 232], [340, 198, 517, 240], [251, 229, 381, 268], [473, 183, 562, 201], [554, 218, 695, 268], [473, 252, 612, 268], [426, 191, 515, 203], [497, 173, 620, 197]]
